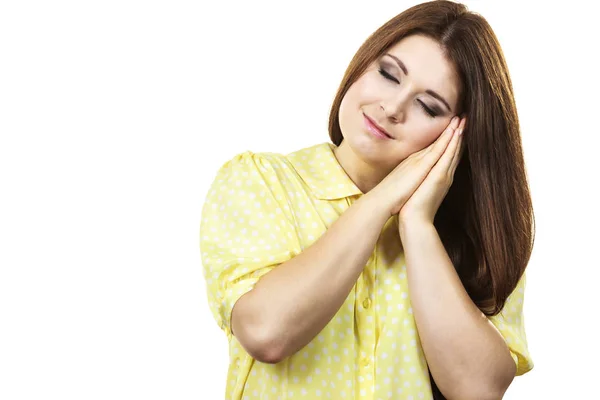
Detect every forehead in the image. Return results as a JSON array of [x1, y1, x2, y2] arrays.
[[384, 35, 460, 107]]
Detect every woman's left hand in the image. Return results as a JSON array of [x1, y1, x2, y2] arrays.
[[398, 116, 467, 226]]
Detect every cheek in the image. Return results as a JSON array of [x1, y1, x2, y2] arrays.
[[409, 126, 446, 151], [338, 93, 356, 138], [342, 73, 382, 111], [338, 82, 367, 124], [338, 94, 351, 125], [353, 74, 383, 104]]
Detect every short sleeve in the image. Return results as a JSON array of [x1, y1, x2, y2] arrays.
[[199, 151, 300, 338], [488, 271, 534, 376]]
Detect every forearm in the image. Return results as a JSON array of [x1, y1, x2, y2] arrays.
[[399, 221, 515, 400], [244, 192, 390, 362]]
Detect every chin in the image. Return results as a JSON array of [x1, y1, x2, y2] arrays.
[[348, 132, 389, 162]]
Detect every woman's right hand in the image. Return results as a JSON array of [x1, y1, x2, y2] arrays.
[[369, 116, 462, 217]]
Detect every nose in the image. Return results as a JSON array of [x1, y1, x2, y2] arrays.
[[380, 90, 410, 123]]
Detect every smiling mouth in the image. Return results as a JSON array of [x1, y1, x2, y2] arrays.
[[363, 113, 393, 139]]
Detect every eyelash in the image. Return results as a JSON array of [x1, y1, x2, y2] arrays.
[[377, 67, 437, 118]]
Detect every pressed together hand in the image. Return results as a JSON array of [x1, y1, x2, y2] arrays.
[[370, 115, 467, 225]]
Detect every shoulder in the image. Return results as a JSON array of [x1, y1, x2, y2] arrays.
[[215, 148, 290, 177], [213, 143, 325, 187], [204, 150, 297, 209]]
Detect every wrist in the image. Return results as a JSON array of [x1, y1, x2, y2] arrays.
[[398, 217, 435, 239], [361, 189, 396, 224]]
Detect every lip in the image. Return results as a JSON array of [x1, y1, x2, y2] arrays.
[[363, 113, 393, 139]]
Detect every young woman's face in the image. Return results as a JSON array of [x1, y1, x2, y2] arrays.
[[338, 34, 462, 168]]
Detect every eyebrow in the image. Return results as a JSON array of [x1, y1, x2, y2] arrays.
[[384, 53, 453, 113]]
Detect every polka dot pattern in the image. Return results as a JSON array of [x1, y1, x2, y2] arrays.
[[200, 142, 533, 399]]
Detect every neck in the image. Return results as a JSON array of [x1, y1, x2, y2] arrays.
[[332, 140, 393, 195]]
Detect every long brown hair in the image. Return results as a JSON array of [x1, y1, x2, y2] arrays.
[[328, 1, 535, 394]]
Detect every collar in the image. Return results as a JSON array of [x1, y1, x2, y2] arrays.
[[286, 142, 364, 200]]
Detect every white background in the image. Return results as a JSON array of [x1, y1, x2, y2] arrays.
[[1, 1, 598, 399]]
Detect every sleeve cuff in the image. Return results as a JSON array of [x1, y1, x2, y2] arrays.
[[510, 349, 534, 376]]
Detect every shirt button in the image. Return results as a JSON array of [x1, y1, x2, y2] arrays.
[[362, 298, 371, 309], [361, 357, 370, 368]]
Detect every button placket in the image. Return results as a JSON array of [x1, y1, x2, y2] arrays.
[[358, 257, 378, 398], [362, 297, 371, 309], [361, 356, 370, 368]]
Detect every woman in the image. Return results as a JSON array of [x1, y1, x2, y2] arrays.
[[200, 1, 534, 398]]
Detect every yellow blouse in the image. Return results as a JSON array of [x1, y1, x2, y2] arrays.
[[200, 141, 533, 399]]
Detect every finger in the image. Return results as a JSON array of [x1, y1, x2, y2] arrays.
[[449, 130, 465, 175], [432, 123, 462, 174], [423, 116, 461, 159], [449, 117, 468, 171], [436, 116, 461, 145], [456, 117, 466, 132], [409, 116, 460, 166]]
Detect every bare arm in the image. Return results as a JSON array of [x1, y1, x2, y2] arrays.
[[399, 220, 516, 400], [230, 118, 460, 363], [231, 191, 390, 363]]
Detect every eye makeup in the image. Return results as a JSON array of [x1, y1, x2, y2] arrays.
[[376, 61, 444, 118]]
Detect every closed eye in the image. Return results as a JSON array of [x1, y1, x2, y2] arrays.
[[419, 101, 437, 118], [378, 67, 398, 84], [377, 67, 438, 118]]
